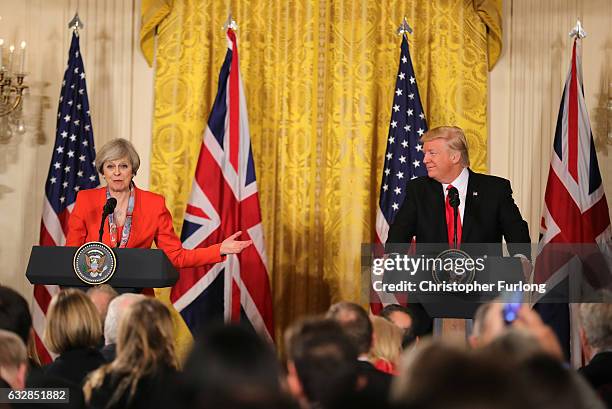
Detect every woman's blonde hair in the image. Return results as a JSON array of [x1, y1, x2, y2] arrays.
[[95, 138, 140, 175], [420, 126, 470, 167], [370, 316, 404, 366], [43, 289, 102, 355], [84, 298, 177, 406]]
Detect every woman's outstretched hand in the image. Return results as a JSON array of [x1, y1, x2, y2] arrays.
[[220, 231, 253, 255]]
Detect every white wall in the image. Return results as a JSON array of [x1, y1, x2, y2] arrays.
[[489, 0, 612, 239], [0, 0, 153, 303]]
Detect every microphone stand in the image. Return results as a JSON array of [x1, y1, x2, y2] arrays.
[[453, 206, 458, 249], [99, 210, 109, 242]]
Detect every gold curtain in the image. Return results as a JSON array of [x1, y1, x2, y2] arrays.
[[141, 0, 501, 343]]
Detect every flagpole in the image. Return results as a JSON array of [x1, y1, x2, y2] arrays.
[[397, 17, 413, 36], [568, 19, 586, 39], [223, 13, 238, 31], [68, 12, 84, 35]]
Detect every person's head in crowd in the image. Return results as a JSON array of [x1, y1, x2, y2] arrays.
[[392, 338, 531, 409], [326, 302, 372, 357], [43, 288, 102, 356], [479, 328, 553, 363], [0, 329, 28, 390], [579, 300, 612, 362], [0, 285, 40, 367], [180, 323, 289, 409], [515, 354, 586, 409], [285, 317, 358, 409], [86, 284, 118, 327], [84, 298, 177, 407], [370, 316, 403, 374], [0, 286, 31, 345], [104, 293, 144, 346], [380, 304, 431, 348], [380, 305, 413, 331]]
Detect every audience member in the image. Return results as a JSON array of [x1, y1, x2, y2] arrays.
[[179, 323, 293, 409], [285, 317, 358, 409], [380, 304, 432, 339], [327, 302, 392, 406], [0, 286, 39, 366], [370, 316, 403, 375], [480, 329, 605, 409], [0, 329, 28, 390], [84, 298, 179, 409], [579, 300, 612, 408], [87, 284, 119, 329], [43, 288, 105, 385], [101, 293, 144, 362], [392, 338, 531, 409]]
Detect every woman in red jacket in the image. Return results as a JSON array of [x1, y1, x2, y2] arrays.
[[66, 138, 251, 268]]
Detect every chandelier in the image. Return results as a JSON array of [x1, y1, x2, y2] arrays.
[[0, 39, 28, 142]]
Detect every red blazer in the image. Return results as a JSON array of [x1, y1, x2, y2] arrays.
[[66, 186, 224, 268]]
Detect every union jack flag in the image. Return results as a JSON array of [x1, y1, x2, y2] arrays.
[[535, 37, 611, 360], [35, 31, 99, 363], [536, 37, 611, 289], [170, 28, 274, 341], [372, 33, 428, 313]]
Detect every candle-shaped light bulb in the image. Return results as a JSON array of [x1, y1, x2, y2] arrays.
[[8, 45, 14, 73], [19, 41, 26, 73]]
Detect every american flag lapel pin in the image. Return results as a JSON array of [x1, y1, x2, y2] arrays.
[[473, 191, 478, 197]]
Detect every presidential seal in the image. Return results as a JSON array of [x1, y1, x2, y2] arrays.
[[73, 242, 117, 285], [431, 248, 476, 286]]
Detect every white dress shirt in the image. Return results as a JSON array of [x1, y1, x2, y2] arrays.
[[442, 167, 469, 223]]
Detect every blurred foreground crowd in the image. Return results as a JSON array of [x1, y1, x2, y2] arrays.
[[1, 284, 611, 409]]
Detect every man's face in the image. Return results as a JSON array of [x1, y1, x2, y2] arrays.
[[423, 138, 461, 183], [388, 311, 413, 331]]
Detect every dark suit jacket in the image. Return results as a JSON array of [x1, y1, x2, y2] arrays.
[[579, 351, 612, 408], [100, 343, 116, 363], [387, 169, 530, 256], [43, 347, 106, 386], [355, 360, 392, 405]]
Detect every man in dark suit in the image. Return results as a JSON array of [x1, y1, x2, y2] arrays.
[[579, 301, 612, 408], [327, 302, 392, 407], [388, 126, 530, 255]]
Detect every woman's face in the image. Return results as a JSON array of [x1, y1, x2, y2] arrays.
[[102, 156, 133, 193]]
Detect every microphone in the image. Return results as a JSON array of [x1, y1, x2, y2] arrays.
[[103, 198, 117, 216], [448, 187, 460, 209], [447, 187, 460, 248], [99, 198, 117, 242]]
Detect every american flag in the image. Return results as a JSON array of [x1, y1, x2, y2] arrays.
[[372, 33, 428, 313], [35, 31, 99, 363], [535, 38, 611, 360], [170, 28, 274, 341]]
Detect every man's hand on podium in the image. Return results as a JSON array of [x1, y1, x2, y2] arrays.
[[515, 254, 533, 282]]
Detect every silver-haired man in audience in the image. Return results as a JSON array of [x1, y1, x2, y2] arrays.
[[101, 293, 145, 362]]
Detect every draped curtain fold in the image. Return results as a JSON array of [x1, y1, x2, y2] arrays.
[[140, 0, 501, 343]]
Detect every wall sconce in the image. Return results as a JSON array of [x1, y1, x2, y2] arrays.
[[0, 39, 29, 142]]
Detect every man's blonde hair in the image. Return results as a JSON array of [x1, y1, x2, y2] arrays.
[[421, 126, 470, 167], [43, 289, 102, 354], [0, 329, 27, 369]]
